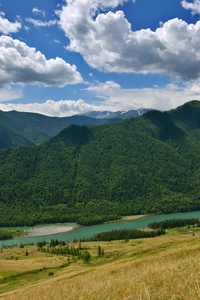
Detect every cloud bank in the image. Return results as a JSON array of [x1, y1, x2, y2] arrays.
[[0, 99, 96, 117], [0, 36, 83, 87], [59, 0, 200, 81], [85, 79, 200, 111], [1, 79, 200, 117]]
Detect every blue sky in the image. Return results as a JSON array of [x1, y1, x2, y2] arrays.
[[0, 0, 200, 116]]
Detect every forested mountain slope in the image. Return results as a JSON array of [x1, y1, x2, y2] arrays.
[[0, 110, 36, 149], [0, 110, 119, 149], [0, 101, 200, 226]]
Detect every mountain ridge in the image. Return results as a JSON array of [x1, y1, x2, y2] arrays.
[[0, 108, 150, 149]]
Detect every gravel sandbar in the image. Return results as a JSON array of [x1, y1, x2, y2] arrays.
[[28, 225, 74, 237]]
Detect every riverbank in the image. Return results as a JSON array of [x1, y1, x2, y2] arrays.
[[104, 215, 148, 224], [27, 225, 75, 237], [19, 216, 148, 237], [121, 215, 147, 221], [26, 216, 148, 237]]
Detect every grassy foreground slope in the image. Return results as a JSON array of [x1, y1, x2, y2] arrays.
[[0, 228, 200, 299], [0, 101, 200, 226]]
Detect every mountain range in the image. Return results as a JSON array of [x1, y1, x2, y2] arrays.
[[0, 100, 199, 226], [0, 108, 150, 149], [80, 108, 150, 119]]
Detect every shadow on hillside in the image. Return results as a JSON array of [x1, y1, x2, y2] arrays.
[[144, 110, 185, 142], [58, 124, 92, 147]]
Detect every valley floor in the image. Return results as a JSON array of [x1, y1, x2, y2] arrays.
[[0, 227, 200, 299]]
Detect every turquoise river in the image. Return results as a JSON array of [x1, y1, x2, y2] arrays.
[[1, 210, 200, 247]]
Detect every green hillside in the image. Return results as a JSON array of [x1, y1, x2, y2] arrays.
[[0, 110, 117, 149], [0, 101, 200, 226], [0, 111, 36, 149]]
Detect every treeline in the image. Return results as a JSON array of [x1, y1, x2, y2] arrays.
[[0, 230, 13, 241], [39, 241, 83, 258], [90, 228, 165, 242], [148, 218, 200, 229], [76, 214, 120, 226], [0, 207, 121, 227], [37, 239, 104, 262]]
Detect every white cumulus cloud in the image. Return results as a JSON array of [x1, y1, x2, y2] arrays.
[[0, 15, 21, 34], [181, 0, 200, 15], [0, 36, 83, 87], [87, 81, 121, 92], [59, 0, 200, 81]]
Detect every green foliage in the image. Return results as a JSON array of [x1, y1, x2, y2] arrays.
[[97, 245, 104, 257], [37, 241, 47, 248], [38, 240, 91, 262], [83, 250, 91, 262], [0, 230, 13, 241], [91, 228, 165, 242], [0, 101, 200, 226], [148, 218, 200, 229]]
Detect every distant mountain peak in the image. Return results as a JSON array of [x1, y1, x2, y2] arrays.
[[80, 108, 151, 119]]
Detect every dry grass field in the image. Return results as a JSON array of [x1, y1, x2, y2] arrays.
[[0, 228, 200, 299]]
